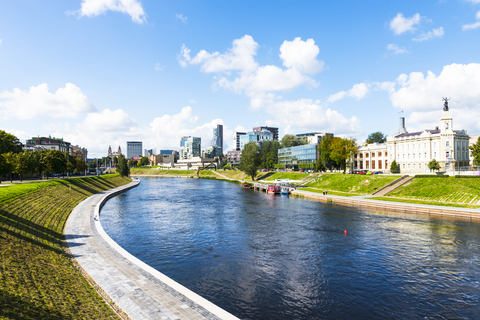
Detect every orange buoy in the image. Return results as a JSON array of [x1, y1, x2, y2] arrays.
[[344, 230, 347, 236]]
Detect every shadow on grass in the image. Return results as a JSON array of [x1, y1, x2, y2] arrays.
[[0, 225, 66, 255], [0, 210, 64, 243], [0, 289, 68, 320]]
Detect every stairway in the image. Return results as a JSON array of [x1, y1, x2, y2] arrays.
[[372, 175, 414, 196]]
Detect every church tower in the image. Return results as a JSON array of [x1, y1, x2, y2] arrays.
[[440, 97, 453, 134], [108, 145, 112, 157]]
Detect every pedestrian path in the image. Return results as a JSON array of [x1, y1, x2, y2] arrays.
[[65, 180, 239, 320]]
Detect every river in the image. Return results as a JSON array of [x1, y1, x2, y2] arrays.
[[100, 177, 480, 319]]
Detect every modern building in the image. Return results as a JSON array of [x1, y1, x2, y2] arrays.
[[180, 136, 190, 147], [354, 99, 471, 173], [296, 132, 334, 144], [148, 153, 174, 166], [253, 126, 279, 140], [179, 137, 201, 160], [159, 150, 175, 155], [144, 148, 157, 156], [202, 145, 223, 159], [211, 124, 223, 154], [278, 143, 318, 170], [239, 129, 273, 150], [226, 150, 242, 167], [126, 141, 143, 159], [26, 136, 72, 154], [234, 132, 246, 151]]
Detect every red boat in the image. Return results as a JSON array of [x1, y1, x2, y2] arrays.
[[267, 185, 281, 194]]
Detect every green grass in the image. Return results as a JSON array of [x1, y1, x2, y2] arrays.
[[306, 173, 400, 195], [371, 196, 480, 208], [0, 174, 131, 319], [130, 168, 215, 176], [385, 176, 480, 205], [261, 172, 310, 181], [300, 187, 360, 197]]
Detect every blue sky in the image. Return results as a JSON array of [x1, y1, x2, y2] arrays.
[[1, 0, 480, 156]]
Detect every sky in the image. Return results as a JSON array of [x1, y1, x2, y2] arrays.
[[1, 0, 480, 156]]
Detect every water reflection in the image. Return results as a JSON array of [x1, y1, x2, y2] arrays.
[[101, 177, 480, 319]]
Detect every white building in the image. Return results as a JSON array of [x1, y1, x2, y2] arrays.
[[179, 137, 201, 160], [355, 99, 470, 174]]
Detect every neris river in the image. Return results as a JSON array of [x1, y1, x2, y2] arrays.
[[101, 177, 480, 319]]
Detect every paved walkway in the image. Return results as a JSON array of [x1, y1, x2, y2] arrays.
[[65, 180, 239, 320]]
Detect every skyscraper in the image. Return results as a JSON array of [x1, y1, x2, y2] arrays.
[[211, 124, 223, 155], [126, 141, 143, 159]]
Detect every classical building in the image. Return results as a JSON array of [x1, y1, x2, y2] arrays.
[[72, 145, 88, 163], [107, 145, 122, 157], [126, 141, 142, 159], [354, 99, 470, 173], [26, 136, 72, 154]]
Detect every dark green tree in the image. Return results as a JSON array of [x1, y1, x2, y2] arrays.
[[16, 151, 34, 182], [428, 159, 441, 172], [260, 140, 280, 169], [390, 159, 399, 173], [469, 137, 480, 166], [32, 150, 47, 178], [0, 130, 23, 154], [116, 153, 130, 177], [44, 150, 67, 178], [128, 160, 138, 168], [318, 136, 333, 171], [329, 137, 358, 174], [366, 132, 387, 144], [239, 142, 261, 181], [281, 134, 306, 148], [139, 157, 149, 167]]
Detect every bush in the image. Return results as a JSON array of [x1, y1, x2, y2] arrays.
[[454, 175, 480, 178]]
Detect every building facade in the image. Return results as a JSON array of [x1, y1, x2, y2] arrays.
[[26, 136, 72, 154], [226, 150, 242, 167], [278, 143, 318, 169], [179, 137, 201, 160], [239, 129, 273, 150], [296, 132, 334, 144], [211, 124, 224, 155], [234, 132, 246, 151], [253, 126, 279, 140], [354, 100, 470, 173], [126, 141, 143, 159]]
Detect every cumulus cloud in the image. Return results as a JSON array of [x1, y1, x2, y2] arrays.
[[176, 14, 187, 23], [387, 63, 480, 133], [327, 83, 369, 103], [77, 0, 146, 24], [389, 13, 421, 35], [0, 83, 96, 120], [279, 37, 324, 75], [412, 27, 444, 41], [386, 44, 410, 55], [154, 63, 163, 71], [463, 11, 480, 31]]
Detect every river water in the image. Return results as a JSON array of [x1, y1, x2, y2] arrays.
[[101, 177, 480, 319]]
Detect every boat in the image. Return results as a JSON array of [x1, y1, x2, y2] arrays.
[[243, 183, 253, 189], [267, 185, 281, 194], [280, 188, 290, 195]]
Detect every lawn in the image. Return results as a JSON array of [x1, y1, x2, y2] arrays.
[[371, 196, 480, 208], [260, 172, 310, 181], [384, 176, 480, 205], [130, 168, 215, 177], [305, 173, 400, 195], [0, 174, 131, 319], [300, 187, 360, 197]]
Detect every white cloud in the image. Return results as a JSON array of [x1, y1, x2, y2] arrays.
[[279, 37, 324, 75], [77, 0, 146, 24], [389, 13, 421, 35], [0, 83, 96, 120], [178, 44, 191, 68], [466, 0, 480, 3], [189, 99, 197, 103], [0, 39, 2, 45], [327, 83, 369, 103], [386, 44, 410, 55], [176, 14, 187, 23], [463, 11, 480, 31], [154, 63, 163, 71], [388, 63, 480, 133], [412, 27, 444, 41]]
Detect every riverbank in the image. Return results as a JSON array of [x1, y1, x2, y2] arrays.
[[0, 174, 131, 319]]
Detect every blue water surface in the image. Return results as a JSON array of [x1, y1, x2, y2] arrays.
[[101, 177, 480, 319]]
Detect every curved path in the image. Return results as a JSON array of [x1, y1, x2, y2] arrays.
[[65, 179, 239, 320]]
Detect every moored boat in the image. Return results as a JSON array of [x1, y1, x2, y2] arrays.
[[280, 188, 290, 195], [267, 185, 281, 194]]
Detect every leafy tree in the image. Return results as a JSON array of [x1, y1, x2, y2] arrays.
[[113, 156, 118, 166], [281, 134, 307, 148], [44, 150, 67, 178], [390, 159, 399, 173], [75, 157, 87, 175], [3, 152, 17, 182], [239, 141, 261, 181], [67, 156, 77, 176], [116, 154, 130, 177], [16, 151, 34, 182], [128, 160, 138, 168], [329, 137, 358, 174], [366, 132, 387, 144], [428, 159, 440, 172], [469, 137, 480, 166], [0, 154, 6, 183], [32, 150, 47, 178], [261, 140, 280, 169], [318, 136, 333, 171], [0, 130, 23, 154], [139, 157, 149, 167]]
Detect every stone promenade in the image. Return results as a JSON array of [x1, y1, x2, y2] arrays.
[[65, 180, 239, 320]]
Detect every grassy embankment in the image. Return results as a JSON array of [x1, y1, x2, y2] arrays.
[[0, 174, 131, 319], [130, 167, 215, 177], [375, 176, 480, 208], [303, 173, 400, 196]]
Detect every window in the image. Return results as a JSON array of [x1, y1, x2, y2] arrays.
[[413, 164, 416, 170], [413, 153, 415, 159], [434, 142, 436, 147], [446, 141, 449, 147], [424, 152, 427, 159], [446, 151, 450, 158], [434, 152, 437, 158], [419, 163, 421, 169], [408, 164, 410, 170], [403, 164, 405, 169]]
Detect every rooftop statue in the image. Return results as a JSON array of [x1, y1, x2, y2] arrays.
[[442, 97, 450, 111]]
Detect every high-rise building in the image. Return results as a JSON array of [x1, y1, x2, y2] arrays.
[[239, 129, 273, 150], [296, 132, 334, 144], [179, 137, 201, 160], [211, 124, 223, 155], [253, 126, 279, 140], [234, 132, 246, 151], [180, 136, 190, 147], [126, 141, 143, 159]]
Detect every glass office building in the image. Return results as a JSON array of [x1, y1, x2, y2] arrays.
[[126, 141, 143, 159], [278, 143, 317, 169], [239, 129, 273, 150]]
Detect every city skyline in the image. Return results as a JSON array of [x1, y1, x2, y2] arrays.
[[1, 0, 480, 155]]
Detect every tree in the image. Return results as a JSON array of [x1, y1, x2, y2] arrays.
[[318, 136, 333, 171], [128, 160, 138, 168], [239, 142, 261, 181], [281, 134, 307, 148], [116, 154, 130, 177], [329, 137, 358, 174], [139, 157, 149, 167], [16, 151, 34, 182], [75, 157, 87, 176], [44, 150, 67, 178], [390, 159, 399, 173], [366, 132, 387, 144], [32, 150, 47, 178], [260, 140, 280, 169], [469, 137, 480, 166], [428, 159, 440, 172], [0, 130, 23, 154], [67, 156, 77, 176]]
